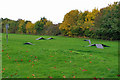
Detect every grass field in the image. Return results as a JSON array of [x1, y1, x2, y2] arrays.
[[1, 33, 119, 78]]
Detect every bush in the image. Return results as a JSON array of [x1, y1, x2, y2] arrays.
[[41, 24, 61, 36], [94, 2, 120, 40]]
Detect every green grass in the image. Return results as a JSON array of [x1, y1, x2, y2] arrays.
[[2, 33, 119, 78], [0, 54, 1, 80]]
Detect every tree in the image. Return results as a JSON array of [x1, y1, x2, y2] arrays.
[[59, 10, 79, 36], [34, 21, 44, 34], [40, 17, 47, 24], [45, 21, 53, 27], [17, 19, 25, 34], [1, 18, 10, 33], [75, 9, 99, 37], [21, 21, 31, 34], [8, 20, 18, 33], [95, 2, 120, 40], [26, 22, 34, 34], [76, 11, 89, 36], [41, 24, 61, 36], [0, 18, 2, 33]]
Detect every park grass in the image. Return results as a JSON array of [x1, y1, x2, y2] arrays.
[[0, 33, 2, 80], [1, 33, 119, 78]]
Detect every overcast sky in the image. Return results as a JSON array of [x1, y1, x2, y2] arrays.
[[0, 0, 119, 24]]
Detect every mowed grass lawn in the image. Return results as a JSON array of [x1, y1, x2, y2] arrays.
[[2, 33, 118, 78]]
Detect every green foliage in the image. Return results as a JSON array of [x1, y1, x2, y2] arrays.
[[1, 18, 10, 33], [71, 26, 82, 36], [8, 20, 18, 33], [40, 20, 60, 35], [34, 21, 44, 34], [95, 2, 120, 40], [0, 19, 2, 33], [40, 17, 47, 24], [34, 17, 51, 34], [41, 24, 61, 36]]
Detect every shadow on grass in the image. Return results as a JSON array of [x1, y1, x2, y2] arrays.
[[69, 49, 102, 54]]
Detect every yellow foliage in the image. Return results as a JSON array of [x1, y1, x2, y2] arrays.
[[45, 21, 53, 27], [26, 22, 34, 34], [86, 26, 89, 29], [85, 8, 99, 22], [59, 10, 79, 36], [18, 20, 25, 33], [33, 30, 36, 34]]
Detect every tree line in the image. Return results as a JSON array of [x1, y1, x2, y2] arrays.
[[1, 2, 120, 40], [1, 17, 61, 36]]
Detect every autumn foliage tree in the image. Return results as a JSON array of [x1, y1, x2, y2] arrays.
[[41, 23, 61, 36], [81, 8, 99, 37], [60, 9, 99, 37], [75, 11, 89, 36], [59, 10, 79, 36], [8, 20, 18, 33], [25, 21, 34, 34], [17, 19, 25, 34], [1, 1, 119, 40]]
